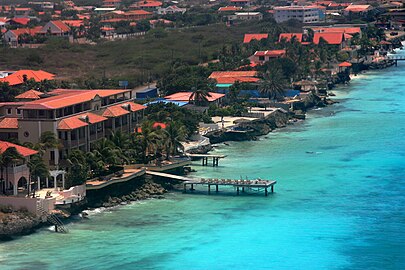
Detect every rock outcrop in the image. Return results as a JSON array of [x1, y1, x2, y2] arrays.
[[0, 209, 41, 240]]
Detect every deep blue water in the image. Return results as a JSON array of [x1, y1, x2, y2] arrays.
[[1, 58, 405, 269]]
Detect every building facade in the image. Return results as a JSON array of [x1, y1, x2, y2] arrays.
[[0, 89, 146, 168], [274, 5, 320, 23]]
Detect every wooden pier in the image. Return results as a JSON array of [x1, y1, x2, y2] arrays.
[[187, 154, 227, 167], [146, 171, 276, 197], [184, 178, 276, 197]]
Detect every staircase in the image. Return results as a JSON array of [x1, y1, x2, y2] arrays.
[[37, 203, 69, 233]]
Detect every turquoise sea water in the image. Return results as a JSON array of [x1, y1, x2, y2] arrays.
[[2, 60, 405, 269]]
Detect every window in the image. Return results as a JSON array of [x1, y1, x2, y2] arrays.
[[6, 108, 12, 115], [16, 109, 21, 115]]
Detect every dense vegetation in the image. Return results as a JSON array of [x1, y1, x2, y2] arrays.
[[0, 19, 289, 88]]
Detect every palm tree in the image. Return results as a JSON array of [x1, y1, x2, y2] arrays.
[[162, 121, 187, 159], [92, 138, 128, 168], [110, 129, 130, 150], [135, 121, 162, 163], [189, 87, 211, 106], [36, 131, 59, 157], [28, 155, 49, 196], [2, 147, 24, 195], [258, 70, 287, 101], [66, 149, 89, 188]]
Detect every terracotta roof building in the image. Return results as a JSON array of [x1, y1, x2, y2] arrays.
[[0, 70, 55, 86], [250, 50, 286, 64], [0, 88, 146, 168], [279, 33, 303, 43], [243, 33, 268, 43]]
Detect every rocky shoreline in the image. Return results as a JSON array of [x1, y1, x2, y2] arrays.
[[99, 182, 167, 208], [204, 92, 335, 145], [0, 181, 169, 241], [0, 209, 41, 241]]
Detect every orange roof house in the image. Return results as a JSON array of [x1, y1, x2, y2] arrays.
[[20, 89, 128, 110], [0, 70, 55, 86], [218, 6, 242, 12], [338, 61, 352, 67], [0, 118, 19, 129], [15, 90, 44, 100], [311, 27, 361, 35], [7, 18, 30, 26], [210, 71, 259, 84], [0, 141, 37, 157], [102, 102, 146, 117], [243, 33, 268, 43], [279, 33, 303, 43], [58, 112, 108, 130], [62, 20, 85, 28], [209, 71, 257, 79], [39, 20, 71, 35], [253, 50, 286, 57], [313, 32, 345, 45], [344, 4, 372, 13], [165, 92, 225, 102], [137, 1, 163, 8]]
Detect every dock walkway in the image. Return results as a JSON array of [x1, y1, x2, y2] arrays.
[[187, 154, 227, 167], [146, 171, 276, 197]]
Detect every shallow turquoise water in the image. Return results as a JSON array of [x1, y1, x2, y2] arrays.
[[2, 61, 405, 269]]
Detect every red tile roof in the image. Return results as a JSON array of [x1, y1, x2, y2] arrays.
[[254, 49, 286, 57], [138, 1, 162, 7], [126, 9, 152, 15], [0, 141, 37, 157], [153, 122, 166, 129], [312, 27, 361, 35], [20, 89, 130, 110], [58, 112, 108, 130], [51, 20, 71, 32], [313, 32, 344, 45], [165, 92, 225, 102], [279, 33, 303, 42], [345, 4, 371, 12], [62, 20, 84, 27], [0, 118, 18, 129], [339, 61, 352, 67], [15, 90, 44, 100], [8, 18, 30, 25], [243, 33, 268, 43], [215, 77, 260, 84], [218, 6, 242, 12], [0, 70, 55, 86], [9, 26, 42, 38], [209, 71, 257, 79], [102, 105, 130, 117]]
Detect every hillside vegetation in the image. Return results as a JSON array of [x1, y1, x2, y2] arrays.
[[0, 20, 287, 87]]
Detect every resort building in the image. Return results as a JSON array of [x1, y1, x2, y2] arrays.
[[0, 70, 55, 86], [209, 71, 259, 85], [278, 33, 304, 43], [243, 33, 268, 43], [164, 92, 225, 106], [0, 89, 146, 168], [233, 12, 263, 21], [157, 6, 187, 15], [249, 50, 286, 64], [0, 141, 38, 196], [274, 5, 320, 23]]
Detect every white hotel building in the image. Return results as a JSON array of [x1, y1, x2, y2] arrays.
[[274, 5, 320, 23]]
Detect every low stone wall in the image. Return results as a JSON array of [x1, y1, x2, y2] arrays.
[[0, 197, 38, 215]]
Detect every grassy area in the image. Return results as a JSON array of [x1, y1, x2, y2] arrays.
[[0, 21, 282, 87]]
